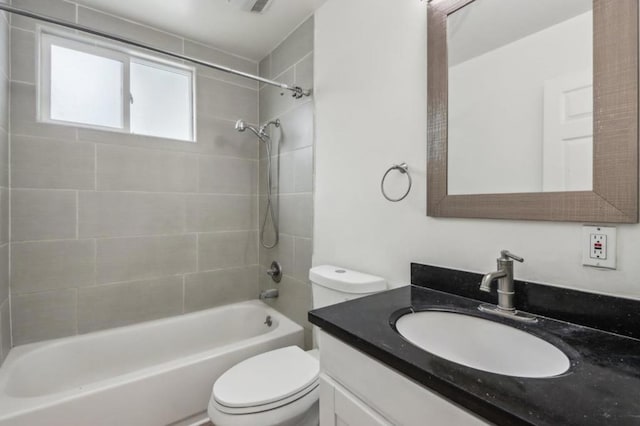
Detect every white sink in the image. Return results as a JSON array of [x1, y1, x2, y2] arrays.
[[395, 311, 570, 378]]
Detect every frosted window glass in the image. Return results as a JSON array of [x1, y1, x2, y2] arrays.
[[130, 61, 193, 141], [50, 45, 123, 128]]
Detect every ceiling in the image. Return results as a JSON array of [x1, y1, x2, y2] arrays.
[[73, 0, 327, 61]]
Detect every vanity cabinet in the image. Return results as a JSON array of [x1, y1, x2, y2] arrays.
[[318, 331, 489, 426]]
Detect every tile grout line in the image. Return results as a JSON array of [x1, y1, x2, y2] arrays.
[[181, 274, 186, 314], [74, 287, 78, 335], [7, 12, 12, 352], [75, 190, 78, 239], [11, 187, 262, 196], [93, 142, 97, 190], [195, 232, 199, 273], [13, 131, 262, 162], [195, 150, 200, 194], [268, 51, 313, 86], [293, 61, 297, 88], [12, 264, 258, 297], [292, 237, 297, 280], [10, 229, 262, 245], [267, 16, 313, 66], [258, 94, 312, 125], [92, 237, 97, 288], [256, 51, 263, 264], [197, 68, 261, 92]]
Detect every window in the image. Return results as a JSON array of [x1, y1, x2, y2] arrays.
[[39, 30, 195, 142]]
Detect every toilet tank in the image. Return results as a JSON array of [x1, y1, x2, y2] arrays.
[[309, 265, 387, 309]]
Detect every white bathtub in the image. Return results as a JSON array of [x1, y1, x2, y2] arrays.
[[0, 300, 303, 426]]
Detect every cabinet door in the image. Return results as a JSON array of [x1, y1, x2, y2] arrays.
[[320, 375, 392, 426]]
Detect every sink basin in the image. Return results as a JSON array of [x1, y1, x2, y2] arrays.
[[395, 311, 570, 378]]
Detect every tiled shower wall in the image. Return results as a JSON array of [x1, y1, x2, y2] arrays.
[[0, 2, 10, 363], [8, 1, 261, 346], [258, 17, 315, 348]]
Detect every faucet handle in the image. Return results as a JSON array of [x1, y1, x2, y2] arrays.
[[500, 250, 524, 263]]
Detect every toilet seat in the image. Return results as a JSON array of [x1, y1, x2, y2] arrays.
[[208, 384, 319, 426], [212, 380, 319, 415], [212, 346, 319, 415]]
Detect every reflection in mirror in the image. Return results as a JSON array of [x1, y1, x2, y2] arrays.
[[447, 0, 593, 195]]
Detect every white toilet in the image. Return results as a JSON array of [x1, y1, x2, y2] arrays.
[[207, 265, 387, 426]]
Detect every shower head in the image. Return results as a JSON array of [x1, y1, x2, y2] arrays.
[[234, 118, 279, 248]]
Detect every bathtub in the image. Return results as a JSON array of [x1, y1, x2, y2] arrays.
[[0, 300, 303, 426]]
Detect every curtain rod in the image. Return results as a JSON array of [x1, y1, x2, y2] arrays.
[[0, 4, 312, 99]]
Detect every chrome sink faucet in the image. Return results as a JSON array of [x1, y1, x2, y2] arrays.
[[479, 250, 536, 322], [479, 250, 523, 311]]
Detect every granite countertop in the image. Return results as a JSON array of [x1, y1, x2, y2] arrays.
[[309, 285, 640, 425]]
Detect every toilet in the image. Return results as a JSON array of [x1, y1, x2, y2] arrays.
[[207, 265, 387, 426]]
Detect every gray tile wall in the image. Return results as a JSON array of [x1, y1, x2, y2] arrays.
[[0, 3, 10, 364], [258, 17, 315, 349], [8, 1, 262, 346]]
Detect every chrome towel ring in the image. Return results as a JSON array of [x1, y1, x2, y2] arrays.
[[381, 163, 412, 202]]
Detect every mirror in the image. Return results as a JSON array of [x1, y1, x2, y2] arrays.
[[427, 0, 638, 222], [448, 0, 593, 195]]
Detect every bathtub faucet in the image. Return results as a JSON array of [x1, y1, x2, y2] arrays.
[[259, 289, 279, 300]]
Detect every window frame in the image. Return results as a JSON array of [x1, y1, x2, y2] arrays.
[[129, 56, 196, 141], [37, 27, 197, 142]]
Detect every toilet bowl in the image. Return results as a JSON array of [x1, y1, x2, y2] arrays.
[[207, 266, 387, 426], [208, 346, 319, 426]]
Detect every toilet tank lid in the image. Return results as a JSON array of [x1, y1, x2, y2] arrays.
[[309, 265, 387, 294]]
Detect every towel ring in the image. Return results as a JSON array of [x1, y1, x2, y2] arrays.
[[381, 163, 412, 202]]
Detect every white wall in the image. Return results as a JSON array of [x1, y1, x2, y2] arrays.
[[313, 0, 640, 299]]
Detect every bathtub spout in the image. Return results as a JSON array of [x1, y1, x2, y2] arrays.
[[259, 289, 279, 300]]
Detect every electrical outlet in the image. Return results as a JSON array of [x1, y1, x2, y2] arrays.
[[582, 225, 616, 269], [590, 234, 607, 259]]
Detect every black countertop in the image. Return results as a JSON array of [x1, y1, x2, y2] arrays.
[[309, 270, 640, 425]]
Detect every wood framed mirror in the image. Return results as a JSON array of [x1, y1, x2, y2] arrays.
[[427, 0, 638, 223]]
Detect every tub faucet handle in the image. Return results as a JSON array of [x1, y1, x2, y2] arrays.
[[267, 261, 282, 283]]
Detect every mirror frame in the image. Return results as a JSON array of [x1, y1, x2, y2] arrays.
[[427, 0, 639, 223]]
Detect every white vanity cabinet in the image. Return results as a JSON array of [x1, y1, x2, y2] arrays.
[[320, 374, 392, 426], [318, 331, 490, 426]]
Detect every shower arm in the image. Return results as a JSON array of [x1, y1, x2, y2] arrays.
[[0, 4, 312, 99]]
